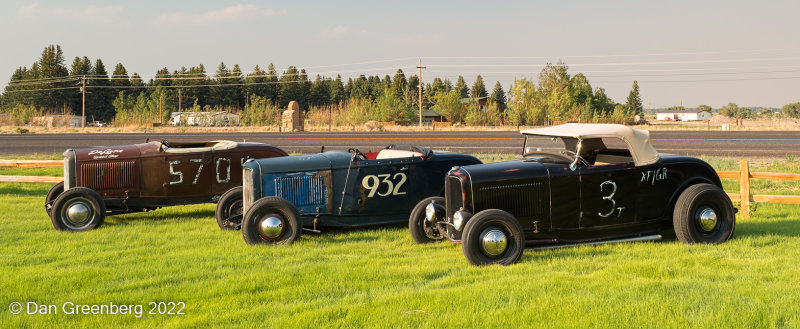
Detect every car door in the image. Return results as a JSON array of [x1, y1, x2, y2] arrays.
[[210, 150, 247, 195], [353, 157, 411, 215], [542, 163, 581, 230], [163, 152, 213, 198], [579, 162, 640, 228]]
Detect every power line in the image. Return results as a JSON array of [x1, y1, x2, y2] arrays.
[[425, 56, 800, 68], [423, 47, 800, 60], [2, 86, 81, 93]]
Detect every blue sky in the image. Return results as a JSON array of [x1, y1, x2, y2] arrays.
[[2, 0, 799, 108]]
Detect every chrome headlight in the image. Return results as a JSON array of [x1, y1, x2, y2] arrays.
[[453, 209, 472, 231], [425, 201, 445, 222], [425, 203, 436, 222]]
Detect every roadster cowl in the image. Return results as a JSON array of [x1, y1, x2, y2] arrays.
[[410, 123, 736, 266], [46, 140, 288, 231]]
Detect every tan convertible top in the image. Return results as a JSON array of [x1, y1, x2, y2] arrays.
[[521, 123, 659, 166]]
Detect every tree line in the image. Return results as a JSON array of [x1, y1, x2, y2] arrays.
[[1, 45, 652, 126]]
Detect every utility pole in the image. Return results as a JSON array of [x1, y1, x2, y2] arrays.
[[81, 76, 86, 128], [159, 94, 163, 125], [178, 88, 182, 126], [417, 58, 426, 128]]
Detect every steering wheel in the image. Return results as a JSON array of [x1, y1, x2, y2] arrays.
[[560, 150, 589, 167], [160, 139, 173, 149], [347, 148, 367, 160]]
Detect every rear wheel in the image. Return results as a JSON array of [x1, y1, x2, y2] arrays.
[[242, 197, 301, 245], [215, 187, 243, 230], [462, 209, 524, 266], [673, 183, 736, 244], [409, 196, 446, 244], [50, 187, 106, 231], [45, 181, 64, 216]]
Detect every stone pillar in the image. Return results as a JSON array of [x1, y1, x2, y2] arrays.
[[281, 101, 303, 132]]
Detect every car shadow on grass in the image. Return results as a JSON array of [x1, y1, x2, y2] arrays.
[[103, 207, 215, 226], [0, 185, 50, 197], [734, 219, 800, 238], [303, 222, 407, 243]]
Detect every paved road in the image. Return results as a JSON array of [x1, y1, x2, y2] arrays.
[[0, 130, 798, 158]]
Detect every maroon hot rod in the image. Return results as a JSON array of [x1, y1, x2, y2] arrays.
[[45, 140, 287, 231]]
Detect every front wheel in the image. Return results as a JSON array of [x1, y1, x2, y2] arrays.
[[45, 181, 64, 216], [461, 209, 524, 266], [409, 196, 445, 244], [50, 187, 106, 231], [242, 197, 301, 245], [215, 187, 243, 230], [673, 183, 736, 244]]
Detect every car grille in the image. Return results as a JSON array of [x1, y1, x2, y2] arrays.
[[445, 175, 463, 219], [78, 160, 135, 190], [275, 174, 326, 208], [475, 181, 544, 218], [63, 150, 76, 190], [243, 167, 254, 213]]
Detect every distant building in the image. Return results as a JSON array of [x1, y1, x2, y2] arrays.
[[656, 110, 712, 121], [32, 115, 83, 127], [169, 111, 240, 126], [460, 96, 490, 111], [422, 109, 445, 125]]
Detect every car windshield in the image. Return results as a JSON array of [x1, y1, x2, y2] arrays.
[[522, 135, 576, 159]]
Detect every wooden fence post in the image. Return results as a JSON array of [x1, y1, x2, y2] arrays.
[[740, 159, 751, 218]]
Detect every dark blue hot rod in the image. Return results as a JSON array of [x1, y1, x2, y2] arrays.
[[215, 145, 481, 245]]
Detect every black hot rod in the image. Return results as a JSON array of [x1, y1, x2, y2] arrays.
[[412, 123, 736, 265]]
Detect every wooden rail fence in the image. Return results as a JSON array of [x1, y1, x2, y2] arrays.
[[1, 159, 798, 217], [717, 160, 800, 218], [0, 160, 63, 183]]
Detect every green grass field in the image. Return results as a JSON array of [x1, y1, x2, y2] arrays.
[[1, 156, 799, 328]]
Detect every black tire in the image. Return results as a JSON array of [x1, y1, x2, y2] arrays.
[[409, 196, 446, 244], [50, 187, 106, 232], [462, 209, 524, 266], [673, 183, 736, 244], [215, 187, 243, 230], [45, 181, 64, 216], [242, 196, 301, 245]]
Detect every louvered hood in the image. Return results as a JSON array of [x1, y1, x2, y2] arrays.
[[72, 145, 141, 192]]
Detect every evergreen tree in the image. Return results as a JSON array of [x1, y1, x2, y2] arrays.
[[263, 63, 279, 104], [34, 45, 70, 110], [471, 75, 488, 99], [129, 73, 144, 98], [328, 75, 345, 104], [309, 75, 330, 106], [427, 78, 447, 102], [111, 63, 130, 102], [490, 81, 506, 109], [453, 76, 469, 98], [67, 56, 93, 112], [210, 62, 231, 108], [229, 64, 244, 109], [278, 66, 309, 108], [625, 80, 643, 116], [244, 65, 267, 102], [391, 69, 407, 97], [89, 59, 114, 120]]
